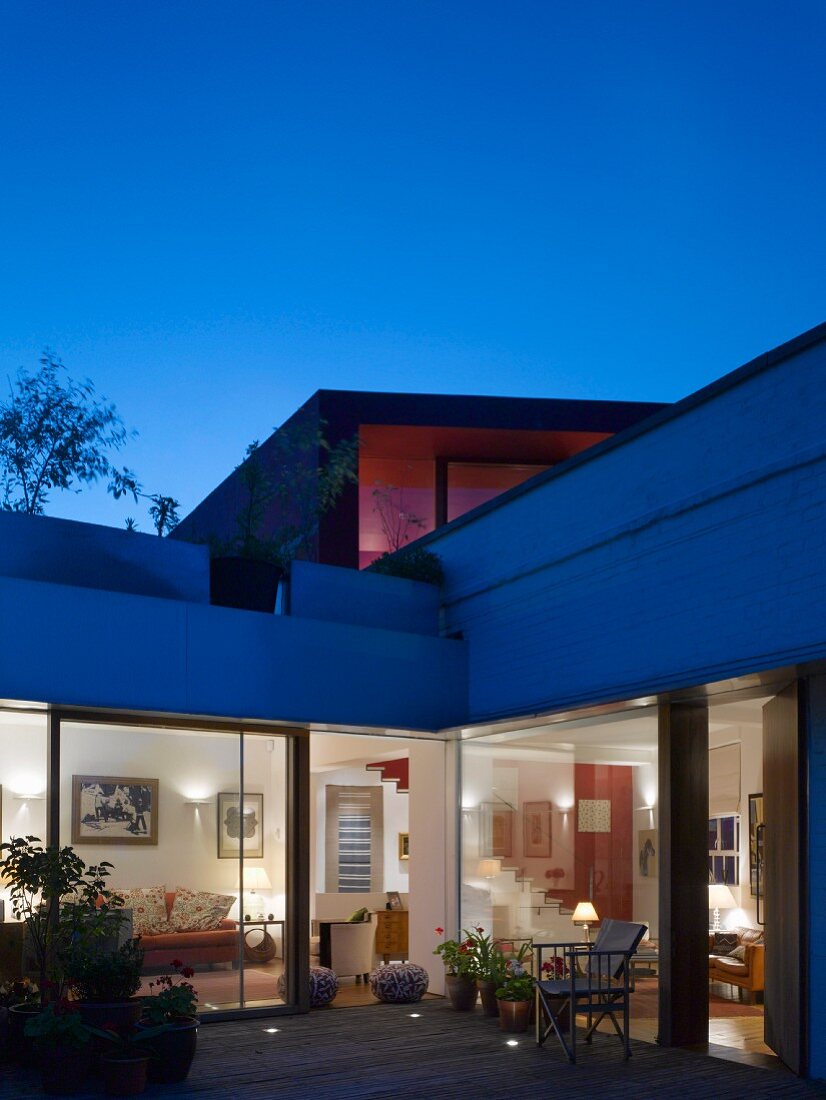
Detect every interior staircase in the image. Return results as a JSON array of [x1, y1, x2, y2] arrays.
[[487, 864, 578, 943]]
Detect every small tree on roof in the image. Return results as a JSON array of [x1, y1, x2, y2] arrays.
[[0, 352, 137, 515]]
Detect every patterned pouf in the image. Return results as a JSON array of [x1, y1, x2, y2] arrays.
[[369, 963, 429, 1004], [277, 966, 338, 1007]]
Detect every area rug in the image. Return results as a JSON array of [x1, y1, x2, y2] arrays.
[[630, 978, 763, 1019]]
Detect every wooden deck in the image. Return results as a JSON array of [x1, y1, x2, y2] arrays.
[[5, 999, 826, 1099]]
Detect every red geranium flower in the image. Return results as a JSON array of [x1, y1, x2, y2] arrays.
[[435, 927, 444, 935]]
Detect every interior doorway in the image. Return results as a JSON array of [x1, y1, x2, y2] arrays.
[[310, 731, 412, 1008], [705, 694, 772, 1062]]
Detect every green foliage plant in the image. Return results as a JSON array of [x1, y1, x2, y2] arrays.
[[464, 926, 507, 984], [66, 937, 145, 1003], [212, 415, 359, 567], [0, 352, 136, 515], [494, 958, 535, 1002], [367, 545, 444, 585], [24, 1000, 94, 1050], [0, 835, 127, 1005], [141, 959, 198, 1023]]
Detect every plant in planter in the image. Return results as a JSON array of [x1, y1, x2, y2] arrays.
[[463, 927, 506, 1016], [139, 958, 199, 1083], [207, 418, 359, 612], [367, 544, 444, 585], [0, 835, 127, 1005], [24, 1000, 95, 1095], [1, 977, 40, 1064], [67, 937, 146, 1032], [95, 1019, 170, 1097], [433, 927, 479, 1010], [494, 959, 535, 1033]]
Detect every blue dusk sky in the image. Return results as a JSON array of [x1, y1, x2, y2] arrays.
[[1, 1, 824, 528]]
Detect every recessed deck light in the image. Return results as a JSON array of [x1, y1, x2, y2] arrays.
[[506, 1040, 519, 1047], [264, 1027, 280, 1033]]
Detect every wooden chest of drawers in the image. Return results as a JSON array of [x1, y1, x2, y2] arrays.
[[374, 909, 408, 963]]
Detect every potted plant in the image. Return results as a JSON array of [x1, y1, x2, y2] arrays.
[[68, 937, 146, 1032], [138, 958, 199, 1082], [23, 1000, 94, 1094], [494, 959, 535, 1033], [1, 977, 39, 1064], [433, 927, 478, 1010], [208, 419, 359, 613], [95, 1019, 169, 1097], [0, 836, 127, 999], [464, 927, 506, 1016]]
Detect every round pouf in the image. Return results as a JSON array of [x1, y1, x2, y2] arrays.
[[276, 966, 338, 1007], [369, 963, 429, 1004]]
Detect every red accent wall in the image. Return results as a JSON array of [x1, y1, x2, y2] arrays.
[[549, 764, 633, 921]]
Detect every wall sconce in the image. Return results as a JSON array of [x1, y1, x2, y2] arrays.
[[13, 793, 45, 801], [184, 800, 210, 806]]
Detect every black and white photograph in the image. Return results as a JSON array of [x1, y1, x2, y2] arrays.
[[71, 775, 158, 845]]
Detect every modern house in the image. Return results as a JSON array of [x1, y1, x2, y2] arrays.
[[2, 322, 826, 1078], [173, 390, 666, 569]]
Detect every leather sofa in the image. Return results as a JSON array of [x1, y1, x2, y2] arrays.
[[708, 926, 764, 1003]]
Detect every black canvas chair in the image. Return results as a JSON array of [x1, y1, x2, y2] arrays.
[[534, 918, 647, 1063]]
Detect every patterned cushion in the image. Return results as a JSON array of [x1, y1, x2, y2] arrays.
[[737, 927, 765, 946], [712, 931, 739, 954], [277, 966, 338, 1007], [369, 963, 429, 1004], [168, 887, 236, 931], [114, 886, 170, 935]]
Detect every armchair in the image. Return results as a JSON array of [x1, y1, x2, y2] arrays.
[[312, 917, 376, 982]]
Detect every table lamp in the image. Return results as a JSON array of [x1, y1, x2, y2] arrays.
[[572, 900, 599, 942], [243, 866, 272, 920], [708, 883, 736, 932]]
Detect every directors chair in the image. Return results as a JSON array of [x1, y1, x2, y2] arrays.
[[534, 918, 646, 1063]]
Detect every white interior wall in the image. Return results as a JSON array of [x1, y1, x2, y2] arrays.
[[632, 761, 658, 939], [54, 722, 287, 922], [0, 714, 48, 916], [709, 720, 763, 930]]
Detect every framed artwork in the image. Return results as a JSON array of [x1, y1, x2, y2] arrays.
[[398, 832, 410, 861], [218, 792, 264, 859], [523, 801, 552, 858], [578, 799, 611, 833], [638, 829, 657, 878], [386, 890, 404, 911], [480, 802, 513, 859], [71, 776, 158, 845], [748, 793, 764, 897]]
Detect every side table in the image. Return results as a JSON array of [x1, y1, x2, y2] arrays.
[[242, 919, 284, 964]]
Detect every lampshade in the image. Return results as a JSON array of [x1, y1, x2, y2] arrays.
[[708, 883, 736, 910], [242, 866, 272, 891], [572, 901, 599, 924], [477, 859, 501, 879]]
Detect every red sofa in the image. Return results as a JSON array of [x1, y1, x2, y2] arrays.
[[138, 891, 239, 969]]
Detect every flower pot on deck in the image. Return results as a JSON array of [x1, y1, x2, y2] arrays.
[[497, 999, 532, 1032], [445, 975, 478, 1011]]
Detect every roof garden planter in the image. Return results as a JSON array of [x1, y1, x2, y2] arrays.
[[209, 555, 283, 613], [138, 1016, 198, 1082], [100, 1051, 150, 1096]]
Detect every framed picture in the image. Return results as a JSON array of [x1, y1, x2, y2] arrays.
[[398, 832, 409, 861], [523, 801, 552, 858], [218, 792, 264, 859], [71, 776, 158, 845], [386, 890, 404, 911], [638, 829, 657, 878], [748, 793, 764, 897], [480, 802, 513, 859]]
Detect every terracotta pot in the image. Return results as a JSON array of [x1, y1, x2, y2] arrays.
[[138, 1016, 199, 1083], [40, 1041, 93, 1095], [209, 556, 283, 613], [100, 1053, 149, 1096], [445, 974, 478, 1011], [497, 998, 532, 1032], [476, 979, 500, 1017]]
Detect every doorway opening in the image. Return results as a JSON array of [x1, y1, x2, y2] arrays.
[[310, 731, 417, 1008], [705, 695, 772, 1063]]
